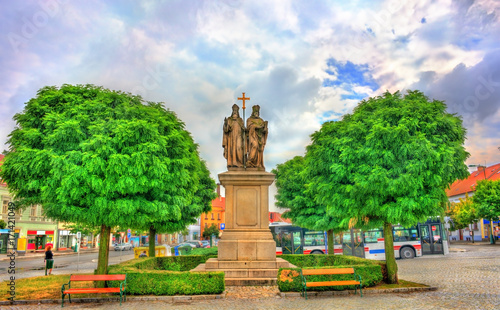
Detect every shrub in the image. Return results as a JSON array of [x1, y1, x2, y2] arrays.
[[190, 247, 218, 257], [107, 256, 224, 295], [277, 264, 382, 292], [277, 255, 384, 292]]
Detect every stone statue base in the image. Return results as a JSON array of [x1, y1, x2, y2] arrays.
[[198, 170, 293, 285]]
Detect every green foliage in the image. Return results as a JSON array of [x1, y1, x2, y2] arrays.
[[473, 179, 500, 221], [0, 220, 6, 229], [302, 91, 469, 282], [202, 223, 220, 239], [277, 265, 384, 292], [107, 256, 224, 295], [448, 194, 479, 230], [190, 246, 218, 257], [277, 268, 303, 292], [0, 84, 216, 232], [272, 156, 346, 233], [63, 222, 100, 236], [307, 90, 470, 229]]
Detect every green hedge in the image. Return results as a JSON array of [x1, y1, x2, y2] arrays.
[[277, 255, 384, 292], [107, 256, 224, 295], [190, 247, 218, 257], [280, 254, 388, 282]]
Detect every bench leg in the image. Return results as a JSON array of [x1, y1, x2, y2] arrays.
[[61, 293, 65, 308], [120, 291, 122, 306], [69, 293, 72, 303], [359, 283, 363, 297]]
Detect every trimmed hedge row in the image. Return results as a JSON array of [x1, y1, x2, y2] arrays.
[[280, 254, 388, 282], [277, 255, 384, 292], [107, 256, 224, 295]]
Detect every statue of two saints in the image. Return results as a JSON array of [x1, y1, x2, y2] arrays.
[[223, 104, 268, 170]]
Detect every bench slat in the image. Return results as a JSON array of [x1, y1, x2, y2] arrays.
[[70, 275, 126, 281], [302, 268, 354, 276], [306, 280, 360, 287], [63, 288, 121, 294]]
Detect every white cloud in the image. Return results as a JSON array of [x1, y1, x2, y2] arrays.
[[1, 0, 500, 193]]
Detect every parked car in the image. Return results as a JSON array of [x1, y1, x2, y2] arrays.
[[177, 242, 197, 248], [200, 240, 211, 248], [114, 243, 133, 251], [185, 240, 203, 248]]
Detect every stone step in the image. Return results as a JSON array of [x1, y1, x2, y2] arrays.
[[225, 277, 278, 286]]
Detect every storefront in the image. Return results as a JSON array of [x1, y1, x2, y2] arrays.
[[27, 230, 55, 251], [58, 230, 77, 250], [0, 229, 10, 254], [481, 219, 499, 240]]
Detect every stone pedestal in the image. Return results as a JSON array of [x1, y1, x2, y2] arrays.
[[202, 170, 292, 285]]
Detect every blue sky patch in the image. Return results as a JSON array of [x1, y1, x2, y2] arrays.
[[341, 92, 368, 101], [323, 58, 379, 92]]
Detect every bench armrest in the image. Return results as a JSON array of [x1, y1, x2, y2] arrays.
[[61, 278, 71, 293], [119, 274, 127, 292], [354, 272, 362, 285]]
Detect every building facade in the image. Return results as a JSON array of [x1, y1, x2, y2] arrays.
[[447, 163, 500, 241]]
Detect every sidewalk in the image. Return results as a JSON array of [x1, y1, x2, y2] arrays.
[[0, 247, 99, 261]]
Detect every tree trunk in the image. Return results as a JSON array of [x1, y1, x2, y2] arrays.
[[471, 230, 474, 243], [327, 229, 334, 255], [149, 227, 156, 257], [95, 225, 111, 287], [383, 222, 398, 284]]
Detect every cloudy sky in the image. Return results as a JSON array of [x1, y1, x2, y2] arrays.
[[1, 0, 500, 208]]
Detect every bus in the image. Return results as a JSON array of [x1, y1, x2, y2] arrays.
[[270, 219, 448, 260]]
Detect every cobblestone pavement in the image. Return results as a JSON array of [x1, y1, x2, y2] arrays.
[[2, 243, 499, 310]]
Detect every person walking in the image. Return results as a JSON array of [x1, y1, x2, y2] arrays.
[[44, 245, 54, 275]]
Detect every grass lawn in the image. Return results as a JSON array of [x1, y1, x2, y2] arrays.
[[365, 279, 429, 290], [2, 274, 118, 301]]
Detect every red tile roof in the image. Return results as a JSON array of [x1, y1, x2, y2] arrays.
[[447, 163, 500, 197], [211, 196, 225, 210]]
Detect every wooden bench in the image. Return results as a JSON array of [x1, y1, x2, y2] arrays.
[[300, 267, 362, 299], [61, 274, 127, 307]]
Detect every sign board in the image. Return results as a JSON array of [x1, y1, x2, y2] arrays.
[[220, 223, 225, 230], [127, 232, 131, 239], [431, 226, 436, 231], [127, 229, 131, 233], [76, 232, 81, 239]]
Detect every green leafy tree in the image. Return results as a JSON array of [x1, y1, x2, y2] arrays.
[[63, 222, 101, 236], [272, 156, 346, 255], [307, 90, 469, 283], [0, 84, 215, 273], [202, 223, 220, 240], [141, 159, 216, 256], [448, 194, 479, 242], [0, 220, 6, 229], [473, 179, 500, 244]]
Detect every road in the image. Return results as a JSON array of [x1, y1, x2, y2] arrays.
[[0, 249, 136, 281]]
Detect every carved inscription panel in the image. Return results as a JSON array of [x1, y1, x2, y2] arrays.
[[235, 187, 259, 227]]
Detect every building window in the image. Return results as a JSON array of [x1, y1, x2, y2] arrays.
[[30, 206, 37, 216], [205, 223, 208, 228], [217, 213, 220, 220], [205, 213, 208, 220], [211, 213, 214, 220], [2, 199, 9, 214]]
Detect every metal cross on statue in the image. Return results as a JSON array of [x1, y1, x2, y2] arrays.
[[238, 92, 250, 109], [237, 92, 250, 168]]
